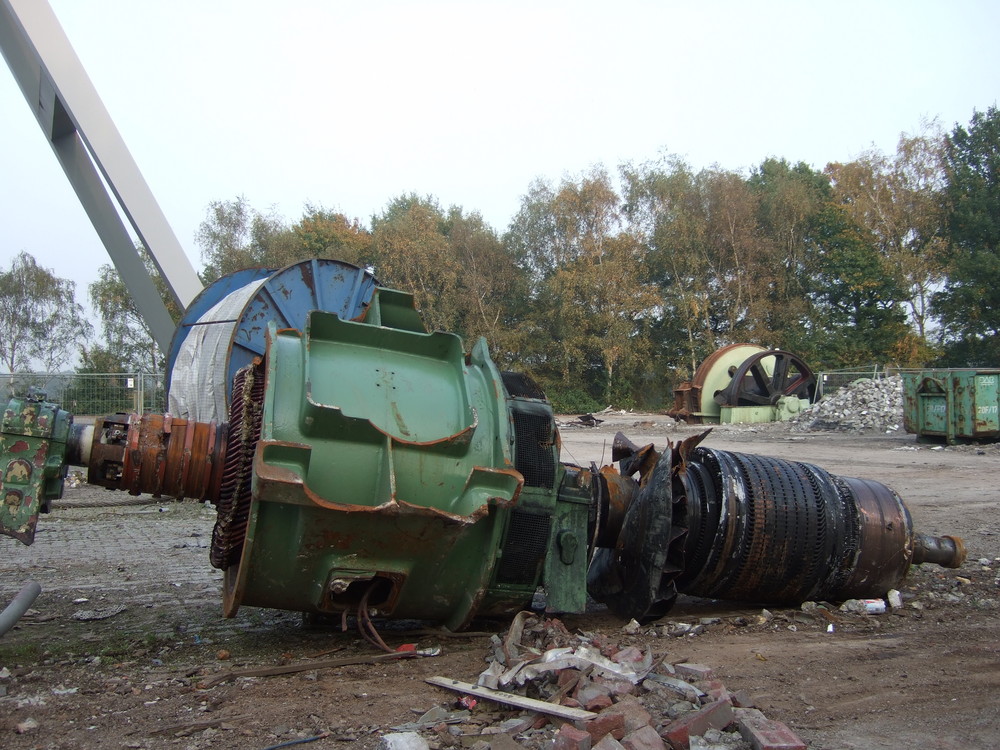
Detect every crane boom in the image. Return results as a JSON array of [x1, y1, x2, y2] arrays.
[[0, 0, 204, 350]]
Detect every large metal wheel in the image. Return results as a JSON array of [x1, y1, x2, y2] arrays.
[[714, 349, 816, 407], [670, 344, 767, 423]]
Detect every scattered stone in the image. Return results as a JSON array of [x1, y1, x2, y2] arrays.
[[15, 717, 39, 734], [71, 604, 127, 621], [377, 731, 430, 750], [675, 663, 714, 681], [623, 619, 642, 635]]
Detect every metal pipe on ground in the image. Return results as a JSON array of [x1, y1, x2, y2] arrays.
[[0, 581, 41, 637]]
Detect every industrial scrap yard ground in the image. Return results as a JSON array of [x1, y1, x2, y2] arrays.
[[1, 415, 998, 749]]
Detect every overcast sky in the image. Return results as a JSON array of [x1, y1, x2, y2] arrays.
[[2, 0, 998, 319]]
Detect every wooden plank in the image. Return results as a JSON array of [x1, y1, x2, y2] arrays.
[[197, 651, 423, 689], [425, 676, 597, 722]]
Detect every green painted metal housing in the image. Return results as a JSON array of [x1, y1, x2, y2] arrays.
[[224, 288, 590, 630], [1, 395, 73, 544], [902, 369, 1000, 443]]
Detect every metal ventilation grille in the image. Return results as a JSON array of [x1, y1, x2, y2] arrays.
[[496, 509, 552, 585], [512, 410, 556, 488], [501, 371, 547, 400]]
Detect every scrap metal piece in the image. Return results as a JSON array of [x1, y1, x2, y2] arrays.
[[587, 433, 708, 622], [166, 259, 379, 423], [0, 392, 72, 544], [84, 412, 226, 501], [588, 438, 967, 620]]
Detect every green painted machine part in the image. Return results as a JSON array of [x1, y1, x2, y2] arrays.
[[0, 391, 73, 544], [902, 369, 1000, 444], [218, 289, 591, 631]]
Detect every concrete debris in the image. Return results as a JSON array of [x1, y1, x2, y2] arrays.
[[790, 375, 903, 433], [379, 585, 983, 747], [377, 732, 431, 750], [410, 613, 815, 749], [71, 604, 127, 621], [15, 717, 40, 734]]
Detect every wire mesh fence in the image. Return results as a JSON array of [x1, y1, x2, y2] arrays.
[[1, 372, 166, 417], [815, 365, 897, 401]]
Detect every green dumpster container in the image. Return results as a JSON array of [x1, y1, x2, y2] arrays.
[[902, 369, 1000, 443]]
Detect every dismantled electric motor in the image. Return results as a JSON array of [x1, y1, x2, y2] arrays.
[[1, 260, 966, 629]]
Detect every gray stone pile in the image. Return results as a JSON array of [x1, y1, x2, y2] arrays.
[[790, 374, 904, 433]]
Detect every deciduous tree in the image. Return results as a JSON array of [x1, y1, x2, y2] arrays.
[[88, 253, 179, 373], [826, 124, 947, 354], [933, 106, 1000, 365], [371, 195, 462, 333], [292, 204, 373, 268], [0, 251, 91, 373], [197, 196, 296, 281]]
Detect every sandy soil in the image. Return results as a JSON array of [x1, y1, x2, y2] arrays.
[[1, 416, 998, 749]]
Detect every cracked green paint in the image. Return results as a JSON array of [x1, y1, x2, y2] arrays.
[[1, 396, 72, 544]]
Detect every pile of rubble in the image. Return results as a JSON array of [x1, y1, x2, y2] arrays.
[[382, 612, 807, 750], [790, 375, 904, 434]]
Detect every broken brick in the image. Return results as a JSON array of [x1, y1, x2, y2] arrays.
[[660, 699, 735, 750], [730, 689, 755, 708], [554, 723, 594, 750], [584, 693, 615, 712], [560, 669, 582, 688], [674, 663, 714, 681], [577, 681, 614, 705], [621, 724, 667, 750], [735, 709, 806, 750], [594, 736, 627, 750], [577, 711, 626, 742], [600, 698, 654, 733], [593, 675, 640, 696], [702, 679, 730, 703], [531, 714, 551, 730]]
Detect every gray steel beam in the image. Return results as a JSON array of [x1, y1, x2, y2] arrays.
[[0, 0, 204, 350]]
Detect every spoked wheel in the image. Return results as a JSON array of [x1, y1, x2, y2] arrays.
[[713, 350, 816, 407]]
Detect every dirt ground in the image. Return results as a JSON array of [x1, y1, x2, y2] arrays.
[[1, 415, 998, 749]]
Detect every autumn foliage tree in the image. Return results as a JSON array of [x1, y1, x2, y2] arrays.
[[83, 108, 998, 409]]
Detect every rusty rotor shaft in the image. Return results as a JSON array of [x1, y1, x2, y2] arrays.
[[912, 533, 966, 568], [87, 414, 227, 501]]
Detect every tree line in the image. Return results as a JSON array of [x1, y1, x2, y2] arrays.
[[2, 108, 998, 412]]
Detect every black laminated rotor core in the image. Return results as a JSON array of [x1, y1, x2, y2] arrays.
[[682, 448, 852, 604], [586, 443, 901, 621]]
